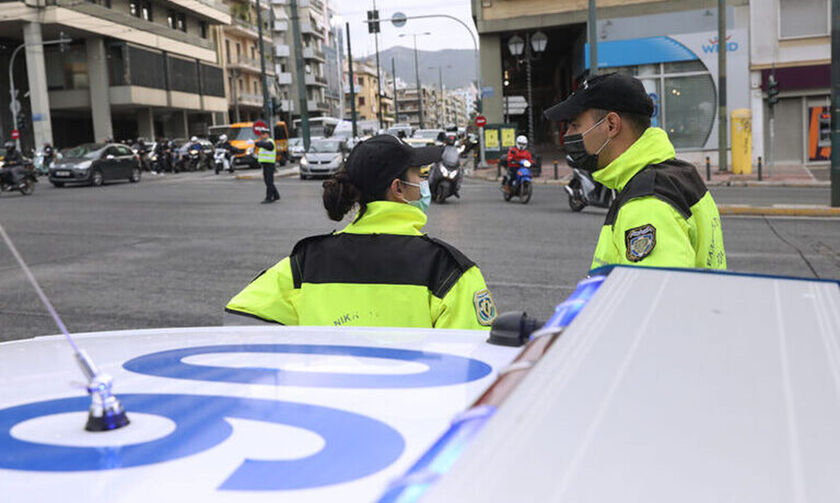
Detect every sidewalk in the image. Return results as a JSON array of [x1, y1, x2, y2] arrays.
[[470, 158, 829, 188]]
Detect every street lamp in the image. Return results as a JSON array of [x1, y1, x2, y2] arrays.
[[398, 32, 430, 129], [507, 31, 548, 147]]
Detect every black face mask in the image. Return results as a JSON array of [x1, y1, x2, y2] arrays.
[[563, 117, 610, 172]]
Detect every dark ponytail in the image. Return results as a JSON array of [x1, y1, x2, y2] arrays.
[[322, 171, 363, 222]]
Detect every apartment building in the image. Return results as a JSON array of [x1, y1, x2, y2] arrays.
[[344, 60, 394, 129], [218, 0, 275, 123], [0, 0, 230, 148], [396, 86, 438, 129], [270, 0, 332, 120]]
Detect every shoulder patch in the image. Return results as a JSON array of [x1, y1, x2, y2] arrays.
[[625, 224, 656, 262], [474, 289, 497, 326]]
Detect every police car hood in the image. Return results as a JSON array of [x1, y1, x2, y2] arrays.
[[0, 326, 516, 502]]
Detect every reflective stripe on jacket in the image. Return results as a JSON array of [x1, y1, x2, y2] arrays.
[[225, 201, 496, 329], [590, 127, 727, 270]]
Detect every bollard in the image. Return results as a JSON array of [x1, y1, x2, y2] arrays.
[[553, 159, 559, 180], [705, 156, 711, 182], [757, 156, 763, 181]]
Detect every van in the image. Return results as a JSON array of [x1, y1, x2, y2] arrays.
[[208, 121, 289, 169]]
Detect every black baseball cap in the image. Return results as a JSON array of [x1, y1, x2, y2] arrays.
[[344, 135, 442, 196], [543, 72, 654, 121]]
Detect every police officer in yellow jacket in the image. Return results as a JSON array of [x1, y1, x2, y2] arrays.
[[225, 134, 497, 329], [544, 73, 726, 270]]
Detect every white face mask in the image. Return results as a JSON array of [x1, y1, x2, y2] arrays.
[[400, 179, 431, 212]]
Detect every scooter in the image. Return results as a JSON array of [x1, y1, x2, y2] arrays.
[[213, 148, 232, 175], [502, 159, 533, 204], [0, 162, 37, 196], [564, 167, 614, 212], [429, 145, 463, 203]]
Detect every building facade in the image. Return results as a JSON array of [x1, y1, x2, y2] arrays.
[[0, 0, 230, 148], [344, 60, 394, 129], [396, 86, 438, 129], [219, 0, 275, 123], [472, 0, 828, 167]]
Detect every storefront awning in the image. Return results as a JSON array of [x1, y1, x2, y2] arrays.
[[585, 36, 697, 70]]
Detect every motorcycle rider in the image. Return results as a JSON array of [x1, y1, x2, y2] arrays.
[[43, 142, 55, 168], [1, 141, 26, 190], [504, 135, 534, 192], [215, 134, 242, 172], [153, 137, 171, 173]]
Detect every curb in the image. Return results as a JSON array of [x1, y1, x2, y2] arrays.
[[717, 205, 840, 217]]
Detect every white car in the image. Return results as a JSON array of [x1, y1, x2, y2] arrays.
[[299, 139, 348, 180]]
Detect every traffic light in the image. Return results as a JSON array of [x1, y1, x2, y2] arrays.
[[767, 74, 780, 107], [367, 10, 380, 34]]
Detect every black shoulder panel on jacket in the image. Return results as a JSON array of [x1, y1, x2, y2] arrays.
[[289, 233, 475, 298], [604, 159, 708, 226]]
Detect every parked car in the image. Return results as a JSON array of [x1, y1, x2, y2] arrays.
[[406, 128, 446, 147], [299, 139, 348, 179], [50, 143, 141, 187]]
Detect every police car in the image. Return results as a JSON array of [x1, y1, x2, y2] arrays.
[[1, 266, 839, 502]]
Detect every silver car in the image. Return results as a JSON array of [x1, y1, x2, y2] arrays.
[[299, 139, 348, 180]]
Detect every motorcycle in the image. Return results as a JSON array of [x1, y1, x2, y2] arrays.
[[502, 159, 533, 204], [429, 145, 463, 203], [565, 167, 614, 212], [0, 161, 37, 196], [213, 148, 232, 175]]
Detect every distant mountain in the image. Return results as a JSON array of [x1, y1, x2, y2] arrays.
[[361, 47, 477, 91]]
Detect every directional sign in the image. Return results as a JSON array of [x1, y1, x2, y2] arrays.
[[392, 12, 407, 28], [10, 130, 19, 140], [504, 96, 528, 116], [253, 120, 269, 135], [474, 115, 487, 128]]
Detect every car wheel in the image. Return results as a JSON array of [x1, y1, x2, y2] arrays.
[[91, 169, 104, 187], [51, 181, 65, 188], [129, 167, 141, 183]]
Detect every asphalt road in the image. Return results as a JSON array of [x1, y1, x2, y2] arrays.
[[0, 170, 837, 342]]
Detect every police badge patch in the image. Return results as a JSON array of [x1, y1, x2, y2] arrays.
[[625, 224, 656, 262], [473, 289, 497, 326]]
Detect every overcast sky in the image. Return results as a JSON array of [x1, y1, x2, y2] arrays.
[[332, 0, 477, 57]]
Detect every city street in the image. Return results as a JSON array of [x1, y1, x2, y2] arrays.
[[0, 169, 837, 342]]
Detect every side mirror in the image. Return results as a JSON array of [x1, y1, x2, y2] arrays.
[[487, 311, 544, 347]]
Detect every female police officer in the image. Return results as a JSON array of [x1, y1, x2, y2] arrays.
[[225, 134, 497, 330]]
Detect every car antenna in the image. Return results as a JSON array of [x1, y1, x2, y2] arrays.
[[0, 222, 129, 432]]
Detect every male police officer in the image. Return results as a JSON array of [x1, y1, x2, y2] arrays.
[[545, 73, 726, 270], [254, 124, 279, 204]]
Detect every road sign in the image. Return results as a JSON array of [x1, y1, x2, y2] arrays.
[[253, 120, 269, 135], [481, 86, 494, 98], [392, 12, 407, 28], [11, 130, 19, 140], [504, 96, 528, 115], [474, 116, 487, 128]]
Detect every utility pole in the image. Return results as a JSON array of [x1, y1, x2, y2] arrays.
[[231, 69, 241, 122], [413, 35, 423, 129], [588, 0, 597, 75], [255, 0, 271, 133], [392, 57, 399, 124], [717, 0, 727, 173], [371, 0, 384, 130], [832, 0, 840, 206], [346, 21, 358, 139], [438, 66, 443, 128], [290, 0, 310, 149]]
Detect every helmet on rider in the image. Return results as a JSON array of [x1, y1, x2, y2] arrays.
[[219, 134, 228, 143], [515, 135, 528, 151], [190, 136, 199, 143]]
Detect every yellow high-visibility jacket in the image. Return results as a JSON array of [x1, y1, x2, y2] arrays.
[[590, 127, 727, 271], [225, 201, 496, 329]]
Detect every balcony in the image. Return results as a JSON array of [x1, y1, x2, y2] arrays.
[[300, 21, 325, 37], [270, 0, 287, 4], [229, 57, 273, 75], [279, 99, 294, 112], [299, 0, 325, 10], [227, 17, 273, 42], [302, 46, 326, 62], [275, 44, 290, 57], [273, 20, 288, 32], [276, 72, 292, 85], [237, 93, 263, 107], [304, 74, 327, 87], [307, 100, 329, 111]]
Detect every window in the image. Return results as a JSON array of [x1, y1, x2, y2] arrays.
[[200, 21, 208, 39], [359, 96, 365, 106], [130, 0, 139, 17], [141, 0, 151, 21], [225, 40, 231, 63], [780, 0, 829, 38], [239, 79, 243, 91], [177, 12, 186, 32], [254, 82, 258, 94], [167, 10, 176, 29]]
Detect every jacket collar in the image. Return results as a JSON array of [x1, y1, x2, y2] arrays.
[[592, 127, 676, 191], [339, 201, 427, 236]]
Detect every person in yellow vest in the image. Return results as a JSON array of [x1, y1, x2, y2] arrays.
[[225, 134, 497, 329], [544, 72, 726, 270], [255, 125, 279, 204]]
